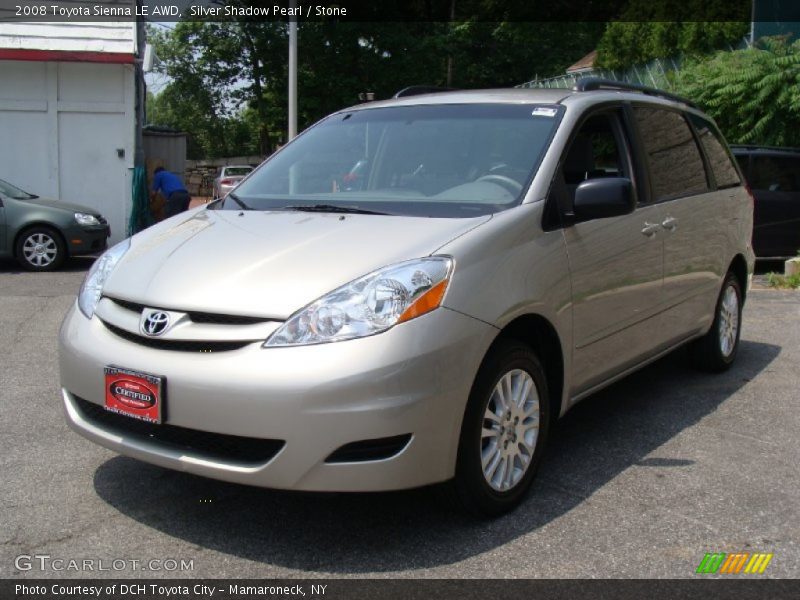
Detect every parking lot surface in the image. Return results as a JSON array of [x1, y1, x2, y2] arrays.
[[1, 257, 798, 578]]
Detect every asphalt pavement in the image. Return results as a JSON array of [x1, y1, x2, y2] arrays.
[[1, 256, 798, 579]]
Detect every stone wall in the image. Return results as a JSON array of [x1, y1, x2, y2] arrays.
[[184, 155, 265, 196]]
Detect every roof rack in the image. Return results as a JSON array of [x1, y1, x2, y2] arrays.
[[573, 78, 698, 109], [393, 85, 457, 99]]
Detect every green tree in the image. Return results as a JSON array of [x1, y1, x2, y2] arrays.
[[147, 20, 287, 156], [146, 3, 611, 158], [671, 37, 800, 146], [595, 0, 750, 70], [445, 21, 605, 87]]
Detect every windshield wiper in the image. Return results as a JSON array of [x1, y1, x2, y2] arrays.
[[226, 192, 252, 210], [281, 203, 390, 216]]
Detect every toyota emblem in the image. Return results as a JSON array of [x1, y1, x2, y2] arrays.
[[141, 310, 171, 336]]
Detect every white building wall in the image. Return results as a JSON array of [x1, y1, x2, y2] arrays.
[[0, 60, 135, 242], [0, 22, 136, 54]]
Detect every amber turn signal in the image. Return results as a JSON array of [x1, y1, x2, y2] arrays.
[[397, 279, 449, 323]]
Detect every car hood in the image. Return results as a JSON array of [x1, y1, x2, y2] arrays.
[[103, 208, 491, 319], [18, 196, 100, 215]]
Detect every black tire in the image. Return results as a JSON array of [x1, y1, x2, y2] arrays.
[[448, 339, 551, 517], [15, 226, 66, 271], [691, 272, 743, 372]]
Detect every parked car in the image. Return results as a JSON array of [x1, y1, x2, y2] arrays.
[[0, 178, 109, 271], [212, 165, 253, 199], [59, 80, 753, 516], [731, 145, 800, 258]]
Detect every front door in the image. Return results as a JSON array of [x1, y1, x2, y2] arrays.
[[556, 109, 665, 396]]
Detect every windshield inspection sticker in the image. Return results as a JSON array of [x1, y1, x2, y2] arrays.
[[532, 107, 558, 117]]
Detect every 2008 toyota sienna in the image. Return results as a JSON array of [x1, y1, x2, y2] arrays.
[[59, 80, 754, 515]]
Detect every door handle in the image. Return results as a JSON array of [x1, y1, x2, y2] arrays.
[[661, 216, 678, 231], [641, 222, 660, 237]]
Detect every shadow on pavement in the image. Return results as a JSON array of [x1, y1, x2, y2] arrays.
[[0, 256, 95, 274], [93, 339, 780, 573]]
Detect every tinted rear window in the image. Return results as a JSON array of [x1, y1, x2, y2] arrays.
[[224, 167, 252, 177], [688, 114, 741, 189], [735, 154, 749, 175], [634, 107, 708, 201], [751, 155, 800, 192]]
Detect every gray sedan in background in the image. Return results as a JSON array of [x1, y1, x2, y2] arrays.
[[213, 165, 253, 199], [0, 178, 109, 271]]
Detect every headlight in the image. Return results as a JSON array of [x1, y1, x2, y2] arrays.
[[264, 257, 453, 347], [75, 212, 100, 226], [78, 238, 131, 318]]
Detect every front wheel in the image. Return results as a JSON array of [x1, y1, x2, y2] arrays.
[[15, 226, 66, 271], [691, 272, 743, 372], [449, 340, 551, 517]]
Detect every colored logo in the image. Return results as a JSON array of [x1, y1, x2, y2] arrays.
[[141, 309, 171, 336], [696, 552, 773, 574], [108, 379, 156, 409]]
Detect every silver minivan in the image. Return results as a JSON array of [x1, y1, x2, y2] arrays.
[[59, 80, 754, 515]]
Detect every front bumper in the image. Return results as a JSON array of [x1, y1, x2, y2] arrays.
[[59, 304, 497, 491], [65, 224, 110, 256]]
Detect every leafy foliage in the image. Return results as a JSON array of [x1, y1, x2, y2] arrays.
[[146, 21, 286, 158], [670, 37, 800, 146], [766, 271, 800, 289], [595, 0, 750, 70]]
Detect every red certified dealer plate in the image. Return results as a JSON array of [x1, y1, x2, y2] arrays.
[[104, 366, 163, 424]]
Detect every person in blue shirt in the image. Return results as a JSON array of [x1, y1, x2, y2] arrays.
[[151, 167, 191, 219]]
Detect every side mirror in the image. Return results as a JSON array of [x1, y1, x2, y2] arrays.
[[573, 177, 634, 222]]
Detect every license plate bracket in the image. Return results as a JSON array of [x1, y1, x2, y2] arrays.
[[104, 366, 164, 424]]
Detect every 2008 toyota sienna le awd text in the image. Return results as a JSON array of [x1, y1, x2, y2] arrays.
[[60, 80, 754, 516]]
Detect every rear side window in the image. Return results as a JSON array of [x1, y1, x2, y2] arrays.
[[687, 114, 741, 189], [633, 107, 708, 201], [751, 155, 800, 192]]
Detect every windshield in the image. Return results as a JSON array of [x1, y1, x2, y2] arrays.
[[227, 103, 562, 217], [0, 178, 37, 200]]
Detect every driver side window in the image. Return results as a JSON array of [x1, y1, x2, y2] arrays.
[[563, 113, 626, 195], [545, 110, 629, 229]]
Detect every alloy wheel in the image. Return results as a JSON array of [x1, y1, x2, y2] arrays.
[[718, 284, 739, 358], [22, 233, 58, 268], [481, 368, 541, 492]]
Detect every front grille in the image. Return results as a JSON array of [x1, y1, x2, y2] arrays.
[[106, 297, 142, 312], [105, 296, 268, 326], [102, 322, 251, 353], [73, 396, 285, 465], [188, 312, 267, 326], [325, 434, 412, 463]]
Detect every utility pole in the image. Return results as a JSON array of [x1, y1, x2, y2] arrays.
[[446, 0, 456, 87], [288, 0, 298, 140]]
